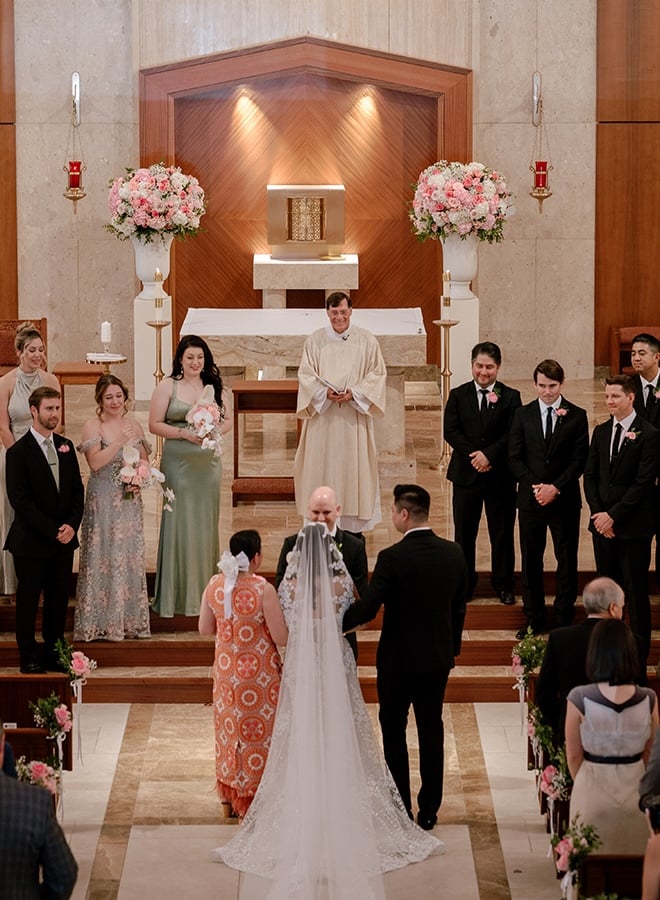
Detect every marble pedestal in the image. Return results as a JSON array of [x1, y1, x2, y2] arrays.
[[440, 295, 480, 387], [253, 254, 359, 309], [134, 297, 173, 403], [181, 307, 425, 473]]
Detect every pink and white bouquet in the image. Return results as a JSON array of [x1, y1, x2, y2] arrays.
[[106, 162, 206, 243], [410, 160, 513, 244], [186, 385, 224, 457], [113, 446, 174, 510], [16, 756, 61, 795], [552, 815, 601, 896], [30, 693, 72, 740]]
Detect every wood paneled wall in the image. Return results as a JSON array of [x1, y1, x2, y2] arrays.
[[0, 0, 17, 317], [140, 38, 472, 364], [595, 0, 660, 365]]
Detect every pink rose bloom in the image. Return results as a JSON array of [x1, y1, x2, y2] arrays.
[[71, 651, 90, 678], [555, 407, 568, 417], [30, 760, 49, 781], [511, 653, 524, 677], [540, 765, 558, 797], [54, 704, 72, 732], [486, 391, 499, 404], [624, 431, 637, 441]]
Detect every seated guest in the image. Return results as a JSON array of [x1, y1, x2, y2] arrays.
[[275, 484, 367, 661], [0, 722, 78, 899], [199, 530, 287, 819], [536, 577, 644, 742], [566, 618, 658, 855]]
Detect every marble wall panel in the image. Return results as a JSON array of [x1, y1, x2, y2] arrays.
[[389, 0, 473, 69]]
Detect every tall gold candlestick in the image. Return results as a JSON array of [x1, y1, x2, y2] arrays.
[[146, 318, 171, 465], [430, 318, 459, 471]]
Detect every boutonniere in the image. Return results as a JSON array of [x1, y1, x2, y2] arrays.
[[486, 387, 501, 405], [57, 443, 71, 454], [336, 541, 343, 553], [654, 388, 660, 400], [555, 406, 568, 417], [623, 429, 640, 442]]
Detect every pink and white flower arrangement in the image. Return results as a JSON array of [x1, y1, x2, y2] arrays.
[[106, 162, 206, 243], [16, 756, 61, 795], [113, 446, 174, 510], [186, 385, 224, 457], [551, 815, 601, 891], [410, 160, 513, 244], [30, 693, 73, 740]]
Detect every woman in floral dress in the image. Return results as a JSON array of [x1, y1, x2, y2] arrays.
[[74, 375, 151, 641], [198, 529, 286, 818]]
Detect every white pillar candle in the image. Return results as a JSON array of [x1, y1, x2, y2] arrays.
[[101, 321, 112, 345]]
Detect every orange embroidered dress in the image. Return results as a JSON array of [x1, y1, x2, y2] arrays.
[[204, 571, 282, 816]]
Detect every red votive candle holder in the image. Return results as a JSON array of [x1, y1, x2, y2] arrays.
[[68, 161, 81, 189], [534, 161, 548, 189]]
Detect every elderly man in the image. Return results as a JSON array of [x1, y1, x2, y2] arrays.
[[293, 292, 386, 534], [275, 485, 368, 661], [535, 577, 645, 741], [0, 723, 78, 899]]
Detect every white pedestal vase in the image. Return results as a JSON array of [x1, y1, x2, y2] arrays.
[[131, 233, 174, 402], [441, 233, 479, 300], [130, 233, 174, 299]]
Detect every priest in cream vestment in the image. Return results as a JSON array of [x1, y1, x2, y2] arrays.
[[294, 293, 386, 532]]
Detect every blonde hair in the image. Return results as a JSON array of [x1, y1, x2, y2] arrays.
[[15, 322, 44, 355]]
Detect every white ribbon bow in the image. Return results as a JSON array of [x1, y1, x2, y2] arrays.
[[217, 550, 250, 619]]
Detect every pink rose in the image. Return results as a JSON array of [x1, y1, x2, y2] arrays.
[[555, 407, 568, 417], [486, 391, 499, 404], [511, 654, 524, 677], [71, 651, 90, 678], [29, 760, 48, 781], [57, 443, 71, 453], [540, 765, 559, 798], [54, 704, 72, 732], [624, 431, 637, 441]]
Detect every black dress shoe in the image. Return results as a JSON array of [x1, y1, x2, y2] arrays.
[[20, 662, 47, 674], [417, 812, 438, 831], [498, 591, 515, 606]]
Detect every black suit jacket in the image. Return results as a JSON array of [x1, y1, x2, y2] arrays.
[[275, 527, 368, 599], [509, 398, 589, 512], [4, 430, 84, 558], [0, 772, 78, 899], [633, 374, 660, 429], [583, 416, 660, 539], [342, 529, 467, 674], [444, 380, 522, 486]]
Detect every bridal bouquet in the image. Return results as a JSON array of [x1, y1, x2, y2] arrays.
[[113, 446, 175, 510], [410, 160, 512, 243], [105, 162, 206, 243], [186, 385, 224, 457]]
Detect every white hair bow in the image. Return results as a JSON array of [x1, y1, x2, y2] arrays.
[[217, 550, 250, 619]]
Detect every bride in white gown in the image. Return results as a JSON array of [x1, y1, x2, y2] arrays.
[[214, 523, 443, 899]]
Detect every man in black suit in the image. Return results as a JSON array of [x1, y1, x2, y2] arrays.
[[630, 332, 660, 583], [275, 484, 368, 661], [0, 723, 78, 899], [535, 577, 626, 741], [5, 387, 84, 674], [509, 359, 589, 636], [584, 375, 660, 664], [342, 484, 467, 831], [444, 341, 521, 604]]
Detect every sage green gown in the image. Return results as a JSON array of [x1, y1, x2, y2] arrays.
[[152, 381, 221, 616]]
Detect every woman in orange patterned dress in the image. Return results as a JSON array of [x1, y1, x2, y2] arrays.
[[199, 529, 287, 818]]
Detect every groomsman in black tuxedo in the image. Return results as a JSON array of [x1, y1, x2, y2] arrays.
[[275, 484, 368, 661], [630, 332, 660, 582], [584, 375, 660, 664], [509, 360, 589, 636], [342, 484, 467, 831], [4, 387, 84, 674], [444, 341, 521, 604]]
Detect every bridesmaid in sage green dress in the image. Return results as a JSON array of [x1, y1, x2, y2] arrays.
[[149, 335, 231, 617]]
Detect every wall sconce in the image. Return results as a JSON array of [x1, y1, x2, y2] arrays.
[[63, 72, 87, 213], [529, 72, 553, 213]]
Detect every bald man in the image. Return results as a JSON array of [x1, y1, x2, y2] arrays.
[[275, 485, 368, 661]]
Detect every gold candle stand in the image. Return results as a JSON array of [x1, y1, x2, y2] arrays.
[[430, 317, 459, 471], [146, 276, 171, 465]]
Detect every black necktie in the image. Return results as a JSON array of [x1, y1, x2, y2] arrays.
[[611, 422, 623, 460], [544, 406, 553, 449], [479, 389, 488, 425], [646, 384, 655, 413]]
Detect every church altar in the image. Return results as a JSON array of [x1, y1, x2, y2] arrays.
[[180, 307, 426, 466]]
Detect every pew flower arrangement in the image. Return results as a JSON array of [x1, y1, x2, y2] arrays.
[[30, 693, 72, 739], [512, 628, 547, 687], [15, 757, 60, 796], [552, 815, 601, 898], [526, 702, 554, 773], [56, 639, 97, 684], [410, 160, 513, 244], [106, 162, 206, 243]]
